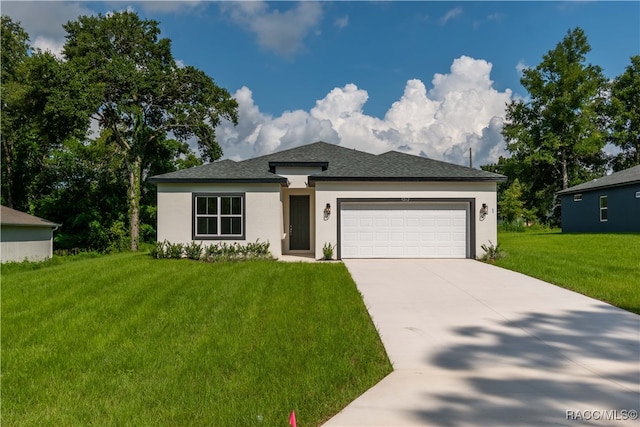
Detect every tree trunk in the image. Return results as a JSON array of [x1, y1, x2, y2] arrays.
[[561, 151, 569, 189], [128, 155, 141, 251], [2, 142, 14, 208]]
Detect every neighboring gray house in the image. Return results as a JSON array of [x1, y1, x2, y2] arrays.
[[149, 141, 507, 260], [0, 206, 60, 263], [557, 165, 640, 233]]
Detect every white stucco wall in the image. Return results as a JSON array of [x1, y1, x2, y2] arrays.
[[156, 182, 284, 258], [275, 167, 323, 188], [314, 181, 499, 259], [1, 225, 54, 263]]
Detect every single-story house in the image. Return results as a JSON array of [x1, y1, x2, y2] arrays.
[[148, 141, 507, 259], [0, 205, 61, 263], [557, 164, 640, 233]]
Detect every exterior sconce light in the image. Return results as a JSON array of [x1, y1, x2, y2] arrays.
[[479, 203, 488, 221], [323, 203, 331, 221]]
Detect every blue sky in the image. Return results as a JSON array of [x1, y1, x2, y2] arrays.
[[3, 1, 639, 166]]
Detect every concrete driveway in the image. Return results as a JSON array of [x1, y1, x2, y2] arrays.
[[323, 259, 639, 427]]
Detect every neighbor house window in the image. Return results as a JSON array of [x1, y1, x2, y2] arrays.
[[193, 193, 245, 239], [599, 195, 608, 222], [573, 194, 582, 202]]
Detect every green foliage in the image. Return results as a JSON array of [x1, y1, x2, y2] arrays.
[[151, 240, 272, 261], [323, 242, 336, 260], [501, 27, 608, 222], [166, 242, 185, 259], [479, 240, 504, 262], [139, 223, 156, 243], [33, 138, 129, 252], [203, 241, 273, 262], [86, 219, 129, 253], [499, 179, 525, 223], [608, 55, 640, 170], [2, 253, 391, 426], [149, 241, 165, 259], [1, 17, 92, 211], [184, 241, 203, 260], [62, 11, 238, 251]]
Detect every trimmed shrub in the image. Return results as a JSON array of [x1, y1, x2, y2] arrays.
[[154, 240, 272, 262], [184, 242, 203, 260]]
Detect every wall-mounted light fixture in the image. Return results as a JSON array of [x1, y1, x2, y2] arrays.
[[323, 203, 331, 221], [479, 203, 488, 221]]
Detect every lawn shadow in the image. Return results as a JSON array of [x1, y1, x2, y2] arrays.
[[414, 306, 640, 426]]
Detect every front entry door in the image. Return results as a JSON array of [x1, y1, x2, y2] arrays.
[[289, 195, 310, 250]]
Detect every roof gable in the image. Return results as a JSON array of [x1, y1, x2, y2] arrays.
[[148, 141, 507, 184], [557, 165, 640, 195]]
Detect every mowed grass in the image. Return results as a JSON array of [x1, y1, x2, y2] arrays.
[[2, 253, 392, 426], [496, 230, 640, 314]]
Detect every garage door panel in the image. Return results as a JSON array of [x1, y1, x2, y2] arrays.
[[375, 218, 389, 227], [341, 203, 468, 259]]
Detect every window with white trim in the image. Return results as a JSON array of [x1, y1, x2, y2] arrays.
[[599, 195, 608, 222], [194, 193, 244, 239], [573, 194, 582, 202]]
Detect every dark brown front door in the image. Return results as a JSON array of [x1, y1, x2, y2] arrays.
[[289, 195, 310, 250]]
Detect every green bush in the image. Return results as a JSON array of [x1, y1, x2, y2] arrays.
[[155, 240, 272, 262], [139, 223, 156, 243], [479, 240, 505, 262], [106, 220, 129, 253], [166, 242, 184, 259], [149, 241, 167, 259], [184, 242, 203, 260], [322, 242, 335, 260]]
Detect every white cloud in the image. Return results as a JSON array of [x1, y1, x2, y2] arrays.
[[334, 15, 349, 29], [216, 56, 513, 168], [130, 1, 203, 14], [1, 1, 95, 41], [220, 1, 323, 57], [32, 36, 65, 59], [516, 60, 529, 74], [440, 7, 463, 25], [2, 1, 97, 60]]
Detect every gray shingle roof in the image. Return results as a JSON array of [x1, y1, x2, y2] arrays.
[[148, 141, 507, 184], [1, 205, 60, 227], [148, 159, 287, 183], [310, 150, 506, 182], [557, 165, 640, 195]]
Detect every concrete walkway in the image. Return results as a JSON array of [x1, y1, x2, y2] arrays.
[[322, 259, 639, 427]]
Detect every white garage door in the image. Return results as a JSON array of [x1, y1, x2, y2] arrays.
[[340, 202, 468, 259]]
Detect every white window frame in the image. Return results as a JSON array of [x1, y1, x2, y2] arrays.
[[573, 194, 582, 202], [599, 195, 608, 222], [193, 193, 245, 240]]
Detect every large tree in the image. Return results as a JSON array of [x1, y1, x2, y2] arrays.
[[1, 16, 90, 211], [62, 11, 238, 250], [1, 15, 31, 209], [502, 27, 607, 220], [608, 55, 640, 170]]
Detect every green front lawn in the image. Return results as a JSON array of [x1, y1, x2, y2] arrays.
[[496, 230, 640, 314], [2, 253, 392, 426]]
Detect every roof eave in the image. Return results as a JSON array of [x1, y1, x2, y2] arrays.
[[557, 180, 640, 195], [309, 176, 507, 183], [1, 221, 61, 228], [148, 177, 288, 184]]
